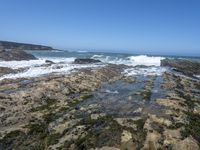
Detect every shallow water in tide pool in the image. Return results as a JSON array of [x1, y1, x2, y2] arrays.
[[78, 75, 168, 118]]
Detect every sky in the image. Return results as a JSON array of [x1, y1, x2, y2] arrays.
[[0, 0, 200, 56]]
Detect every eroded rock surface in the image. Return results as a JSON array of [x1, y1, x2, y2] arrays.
[[0, 64, 199, 150], [161, 58, 200, 76]]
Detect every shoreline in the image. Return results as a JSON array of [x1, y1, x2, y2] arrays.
[[0, 63, 199, 149]]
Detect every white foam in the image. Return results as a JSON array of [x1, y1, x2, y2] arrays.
[[194, 75, 200, 79], [123, 67, 167, 76], [0, 63, 103, 80], [0, 57, 75, 69], [0, 54, 166, 80], [0, 59, 46, 69], [91, 55, 165, 67], [105, 89, 119, 94], [127, 55, 165, 66], [91, 55, 124, 64], [91, 55, 104, 58]]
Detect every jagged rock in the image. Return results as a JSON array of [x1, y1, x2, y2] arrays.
[[0, 49, 37, 61], [161, 58, 200, 76], [172, 137, 199, 150], [163, 129, 182, 146], [74, 58, 101, 64], [45, 60, 55, 64]]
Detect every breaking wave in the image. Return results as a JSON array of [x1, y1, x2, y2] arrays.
[[91, 54, 164, 66], [0, 53, 166, 80], [127, 55, 165, 66], [0, 57, 102, 80]]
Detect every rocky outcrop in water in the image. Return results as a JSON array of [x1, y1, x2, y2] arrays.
[[45, 60, 55, 64], [0, 40, 54, 50], [161, 58, 200, 76], [0, 49, 37, 61], [74, 58, 101, 64]]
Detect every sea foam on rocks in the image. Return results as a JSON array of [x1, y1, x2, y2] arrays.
[[0, 54, 166, 80]]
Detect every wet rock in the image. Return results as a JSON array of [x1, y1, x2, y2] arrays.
[[172, 137, 199, 150], [161, 58, 200, 76], [156, 98, 187, 112], [0, 63, 199, 149], [74, 58, 101, 64], [0, 49, 37, 61], [45, 60, 55, 64], [0, 67, 15, 76]]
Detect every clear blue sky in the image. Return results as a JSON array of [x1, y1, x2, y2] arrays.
[[0, 0, 200, 56]]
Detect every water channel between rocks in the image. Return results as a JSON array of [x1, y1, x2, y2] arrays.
[[78, 75, 168, 118]]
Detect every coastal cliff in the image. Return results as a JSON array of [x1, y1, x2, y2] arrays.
[[0, 41, 54, 50]]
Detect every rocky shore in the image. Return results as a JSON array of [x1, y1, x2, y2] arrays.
[[161, 58, 200, 77], [0, 58, 199, 150], [0, 49, 37, 61]]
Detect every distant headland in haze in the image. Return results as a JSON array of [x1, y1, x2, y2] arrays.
[[0, 40, 54, 50]]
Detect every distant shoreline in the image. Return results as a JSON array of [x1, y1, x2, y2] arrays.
[[0, 40, 54, 51]]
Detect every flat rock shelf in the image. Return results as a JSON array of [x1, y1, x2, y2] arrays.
[[0, 64, 200, 150]]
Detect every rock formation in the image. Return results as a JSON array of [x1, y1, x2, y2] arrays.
[[0, 49, 37, 61], [74, 58, 101, 64], [161, 58, 200, 76]]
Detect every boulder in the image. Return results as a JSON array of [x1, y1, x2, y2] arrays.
[[0, 49, 37, 61], [74, 58, 101, 64], [161, 58, 200, 76]]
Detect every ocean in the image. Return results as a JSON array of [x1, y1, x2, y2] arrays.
[[0, 50, 199, 80]]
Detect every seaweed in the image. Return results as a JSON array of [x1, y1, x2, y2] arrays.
[[141, 90, 152, 100], [181, 112, 200, 143]]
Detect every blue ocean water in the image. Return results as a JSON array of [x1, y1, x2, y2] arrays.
[[29, 50, 200, 60]]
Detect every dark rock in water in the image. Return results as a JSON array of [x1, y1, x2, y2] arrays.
[[0, 67, 15, 76], [45, 60, 55, 64], [135, 65, 149, 68], [161, 58, 200, 76], [0, 49, 37, 61], [74, 58, 101, 64]]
